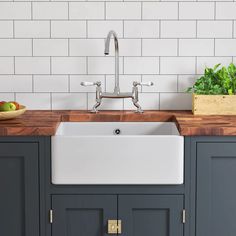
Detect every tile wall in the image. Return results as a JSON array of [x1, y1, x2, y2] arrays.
[[0, 1, 235, 110]]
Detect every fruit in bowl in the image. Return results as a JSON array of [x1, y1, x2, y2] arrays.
[[0, 101, 26, 120], [0, 101, 21, 112]]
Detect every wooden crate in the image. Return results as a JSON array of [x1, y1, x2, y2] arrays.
[[192, 94, 236, 115]]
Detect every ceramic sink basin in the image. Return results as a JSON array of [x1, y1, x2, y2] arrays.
[[51, 122, 184, 185]]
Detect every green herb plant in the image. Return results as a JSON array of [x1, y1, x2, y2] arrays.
[[187, 63, 236, 95]]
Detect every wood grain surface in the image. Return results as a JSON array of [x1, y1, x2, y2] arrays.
[[0, 110, 236, 136]]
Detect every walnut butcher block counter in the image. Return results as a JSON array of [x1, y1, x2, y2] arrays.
[[0, 110, 236, 136]]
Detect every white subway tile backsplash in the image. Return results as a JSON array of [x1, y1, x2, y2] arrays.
[[15, 57, 50, 74], [88, 57, 123, 74], [143, 2, 178, 20], [110, 39, 141, 56], [161, 21, 196, 38], [33, 39, 68, 56], [33, 2, 68, 20], [0, 22, 13, 38], [52, 93, 87, 110], [51, 21, 86, 38], [160, 57, 196, 74], [196, 57, 232, 74], [0, 3, 31, 20], [34, 75, 68, 92], [70, 2, 104, 20], [179, 39, 214, 56], [16, 93, 51, 110], [15, 21, 50, 39], [142, 39, 177, 56], [70, 75, 105, 92], [70, 39, 104, 56], [0, 57, 14, 74], [197, 21, 233, 38], [52, 57, 87, 75], [216, 3, 236, 19], [160, 93, 192, 110], [124, 57, 159, 74], [215, 39, 236, 56], [88, 21, 123, 38], [0, 0, 235, 110], [106, 2, 141, 20], [124, 21, 159, 38], [179, 2, 214, 20], [142, 75, 178, 93], [0, 75, 32, 92], [0, 39, 32, 56]]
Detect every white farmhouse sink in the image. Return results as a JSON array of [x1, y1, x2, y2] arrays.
[[51, 122, 184, 185]]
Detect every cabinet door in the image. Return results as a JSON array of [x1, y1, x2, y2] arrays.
[[119, 195, 184, 236], [0, 143, 39, 236], [196, 143, 236, 236], [52, 195, 117, 236]]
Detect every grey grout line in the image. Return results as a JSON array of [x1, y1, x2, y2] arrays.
[[86, 56, 88, 74], [31, 2, 33, 20], [141, 1, 143, 20], [214, 2, 216, 21], [233, 21, 234, 38], [104, 2, 106, 20], [13, 20, 15, 38], [1, 19, 236, 22], [32, 75, 34, 93], [195, 21, 197, 38], [86, 20, 88, 38], [3, 37, 235, 40], [50, 92, 52, 110], [177, 2, 179, 20], [50, 20, 52, 39]]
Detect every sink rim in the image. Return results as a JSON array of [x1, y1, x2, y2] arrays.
[[54, 121, 181, 137]]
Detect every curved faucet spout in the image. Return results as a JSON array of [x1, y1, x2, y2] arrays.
[[104, 30, 120, 94]]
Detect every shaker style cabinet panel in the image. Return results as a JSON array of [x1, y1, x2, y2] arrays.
[[196, 142, 236, 236], [0, 143, 39, 236], [52, 195, 117, 236], [119, 195, 184, 236]]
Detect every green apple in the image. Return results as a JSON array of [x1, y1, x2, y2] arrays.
[[0, 102, 16, 112]]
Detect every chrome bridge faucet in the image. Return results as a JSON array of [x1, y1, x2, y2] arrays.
[[81, 30, 153, 113]]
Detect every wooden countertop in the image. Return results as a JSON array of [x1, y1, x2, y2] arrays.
[[0, 110, 236, 136]]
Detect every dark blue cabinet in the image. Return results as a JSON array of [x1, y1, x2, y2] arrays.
[[52, 195, 117, 236], [51, 195, 184, 236], [0, 142, 40, 236], [196, 142, 236, 236], [119, 195, 184, 236]]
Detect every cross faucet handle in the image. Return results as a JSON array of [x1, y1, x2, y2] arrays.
[[133, 81, 154, 87]]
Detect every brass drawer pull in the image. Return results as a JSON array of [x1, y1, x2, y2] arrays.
[[108, 220, 122, 234]]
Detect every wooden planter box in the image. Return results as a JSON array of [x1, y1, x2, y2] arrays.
[[192, 94, 236, 115]]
